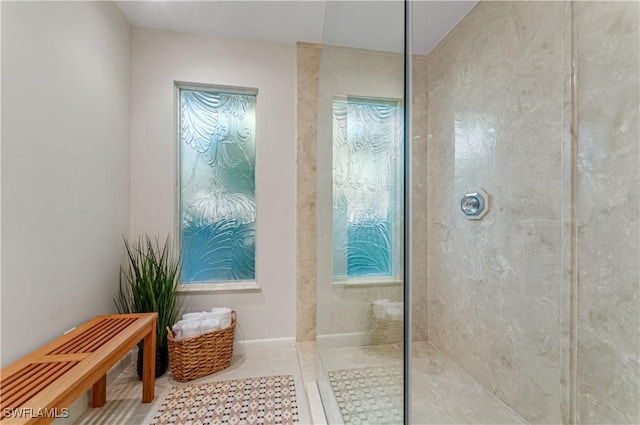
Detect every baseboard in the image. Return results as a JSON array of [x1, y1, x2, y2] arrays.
[[316, 332, 369, 349], [53, 349, 136, 424], [233, 337, 296, 354]]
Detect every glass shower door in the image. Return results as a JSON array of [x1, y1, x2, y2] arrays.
[[313, 1, 406, 423]]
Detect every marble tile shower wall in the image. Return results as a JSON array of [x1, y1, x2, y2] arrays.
[[424, 1, 639, 424], [575, 2, 639, 424]]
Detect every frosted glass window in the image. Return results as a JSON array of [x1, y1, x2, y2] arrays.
[[178, 85, 257, 283], [332, 97, 403, 278]]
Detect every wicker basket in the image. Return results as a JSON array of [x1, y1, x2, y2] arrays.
[[167, 311, 236, 382], [370, 311, 403, 345]]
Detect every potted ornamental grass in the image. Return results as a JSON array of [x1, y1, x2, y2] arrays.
[[114, 235, 182, 378]]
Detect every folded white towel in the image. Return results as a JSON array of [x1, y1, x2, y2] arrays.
[[387, 308, 403, 321], [372, 299, 390, 319], [182, 312, 204, 321], [210, 307, 232, 328], [211, 307, 232, 314], [372, 300, 403, 320], [172, 321, 183, 339], [180, 321, 201, 339], [200, 319, 221, 334], [174, 307, 235, 340]]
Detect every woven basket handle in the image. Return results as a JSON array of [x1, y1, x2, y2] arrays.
[[166, 326, 175, 342]]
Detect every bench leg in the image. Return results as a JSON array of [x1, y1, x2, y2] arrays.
[[142, 325, 156, 403], [92, 374, 107, 407]]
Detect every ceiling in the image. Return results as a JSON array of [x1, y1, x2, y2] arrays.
[[116, 1, 477, 55]]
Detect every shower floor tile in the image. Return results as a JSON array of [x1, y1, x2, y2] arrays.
[[315, 342, 526, 425], [411, 342, 527, 424]]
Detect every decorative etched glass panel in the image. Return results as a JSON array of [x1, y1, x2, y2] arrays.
[[332, 97, 402, 278], [179, 86, 257, 283]]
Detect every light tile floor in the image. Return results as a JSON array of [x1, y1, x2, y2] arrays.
[[410, 342, 527, 424], [73, 350, 312, 425], [314, 342, 527, 425], [72, 342, 527, 425]]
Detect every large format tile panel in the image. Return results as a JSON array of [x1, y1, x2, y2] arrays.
[[426, 2, 566, 423], [575, 2, 640, 424]]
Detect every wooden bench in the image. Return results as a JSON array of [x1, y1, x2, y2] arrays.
[[0, 313, 157, 424]]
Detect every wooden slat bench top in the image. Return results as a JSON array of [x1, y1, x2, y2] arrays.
[[0, 313, 157, 425]]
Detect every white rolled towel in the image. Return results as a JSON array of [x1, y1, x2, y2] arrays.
[[180, 321, 201, 339], [211, 307, 231, 314], [390, 301, 403, 310], [210, 307, 232, 328], [200, 319, 221, 334], [172, 320, 183, 331], [372, 299, 390, 319], [182, 312, 204, 321], [387, 308, 403, 321], [387, 303, 403, 319], [172, 320, 185, 340]]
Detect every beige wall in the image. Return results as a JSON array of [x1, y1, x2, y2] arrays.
[[129, 27, 297, 343], [1, 1, 131, 366], [575, 2, 639, 424], [296, 43, 321, 342]]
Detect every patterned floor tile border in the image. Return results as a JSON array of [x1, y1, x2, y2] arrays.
[[151, 375, 299, 425]]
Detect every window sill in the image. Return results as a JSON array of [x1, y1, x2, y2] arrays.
[[178, 281, 261, 294], [331, 277, 403, 287]]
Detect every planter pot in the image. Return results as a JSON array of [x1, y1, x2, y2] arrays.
[[136, 343, 169, 379]]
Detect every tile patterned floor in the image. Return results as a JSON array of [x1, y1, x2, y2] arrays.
[[150, 375, 299, 425], [314, 344, 403, 425], [72, 350, 311, 425], [328, 367, 402, 425]]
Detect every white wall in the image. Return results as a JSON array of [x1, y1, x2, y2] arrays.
[[1, 1, 131, 366], [130, 27, 297, 342]]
